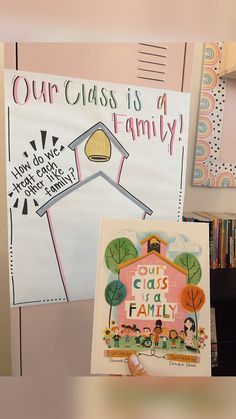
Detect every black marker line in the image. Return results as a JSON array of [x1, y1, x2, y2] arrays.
[[15, 42, 18, 70], [14, 300, 42, 305], [180, 114, 183, 133], [33, 199, 39, 207], [30, 140, 37, 151], [9, 208, 13, 245], [180, 146, 185, 189], [41, 130, 47, 149], [11, 275, 16, 306], [9, 208, 16, 304], [181, 43, 187, 92], [13, 198, 19, 208], [22, 198, 28, 215], [52, 136, 59, 147]]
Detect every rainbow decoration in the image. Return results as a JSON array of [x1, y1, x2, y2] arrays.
[[193, 42, 236, 188], [204, 43, 220, 66], [193, 163, 208, 185], [200, 93, 215, 115], [195, 140, 211, 162], [202, 67, 217, 91], [204, 172, 216, 187], [198, 117, 212, 139], [216, 173, 235, 188]]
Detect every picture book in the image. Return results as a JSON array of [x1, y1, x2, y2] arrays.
[[91, 219, 211, 376]]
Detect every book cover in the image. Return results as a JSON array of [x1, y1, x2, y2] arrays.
[[91, 219, 211, 376]]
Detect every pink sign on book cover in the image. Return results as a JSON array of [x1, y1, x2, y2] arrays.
[[91, 219, 211, 376]]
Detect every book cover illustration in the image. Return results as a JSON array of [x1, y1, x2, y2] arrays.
[[91, 219, 211, 376]]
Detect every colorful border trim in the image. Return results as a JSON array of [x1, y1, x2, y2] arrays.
[[192, 42, 236, 188]]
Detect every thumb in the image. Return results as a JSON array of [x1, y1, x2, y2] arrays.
[[128, 354, 149, 376]]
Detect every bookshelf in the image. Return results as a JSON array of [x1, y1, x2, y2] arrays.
[[210, 268, 236, 376], [183, 212, 236, 376], [210, 268, 236, 301]]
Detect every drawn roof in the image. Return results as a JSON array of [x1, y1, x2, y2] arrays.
[[36, 171, 153, 217], [68, 121, 129, 158], [140, 234, 167, 246], [118, 250, 187, 275]]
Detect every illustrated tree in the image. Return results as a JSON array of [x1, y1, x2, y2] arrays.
[[105, 280, 127, 328], [104, 237, 138, 327], [181, 285, 205, 339], [105, 237, 138, 274], [174, 253, 202, 285]]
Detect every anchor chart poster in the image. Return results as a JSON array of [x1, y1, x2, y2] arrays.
[[5, 70, 190, 306], [91, 219, 211, 376]]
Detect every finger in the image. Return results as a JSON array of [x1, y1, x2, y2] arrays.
[[128, 354, 149, 377]]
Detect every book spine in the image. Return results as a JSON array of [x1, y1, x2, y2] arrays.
[[219, 219, 222, 269], [209, 221, 213, 269], [225, 219, 229, 268], [233, 220, 236, 268], [214, 219, 218, 269], [229, 219, 233, 268], [222, 220, 228, 268]]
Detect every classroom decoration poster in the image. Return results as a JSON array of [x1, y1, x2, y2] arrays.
[[91, 219, 211, 376], [5, 70, 190, 306], [192, 42, 236, 187]]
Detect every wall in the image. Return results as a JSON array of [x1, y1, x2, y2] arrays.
[[184, 43, 236, 211], [0, 43, 12, 375]]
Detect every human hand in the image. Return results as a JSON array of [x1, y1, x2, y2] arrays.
[[128, 354, 150, 376]]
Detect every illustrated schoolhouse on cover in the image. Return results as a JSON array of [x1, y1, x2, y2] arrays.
[[91, 219, 211, 376]]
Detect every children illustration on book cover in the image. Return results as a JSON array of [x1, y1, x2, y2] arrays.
[[96, 224, 210, 374]]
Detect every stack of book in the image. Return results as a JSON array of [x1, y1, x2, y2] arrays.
[[183, 212, 236, 269]]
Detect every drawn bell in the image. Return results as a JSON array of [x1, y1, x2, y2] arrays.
[[84, 129, 111, 162], [150, 237, 158, 245]]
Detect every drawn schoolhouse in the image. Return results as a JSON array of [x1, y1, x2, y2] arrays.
[[37, 123, 152, 300]]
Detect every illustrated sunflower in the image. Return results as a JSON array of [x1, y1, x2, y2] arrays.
[[103, 327, 111, 336]]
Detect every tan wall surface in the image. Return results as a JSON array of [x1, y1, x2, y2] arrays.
[[0, 42, 11, 375], [184, 43, 236, 211]]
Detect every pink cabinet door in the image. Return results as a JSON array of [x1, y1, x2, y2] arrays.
[[5, 42, 193, 91]]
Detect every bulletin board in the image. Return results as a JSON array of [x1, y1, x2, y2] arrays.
[[4, 42, 194, 375], [193, 42, 236, 187]]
